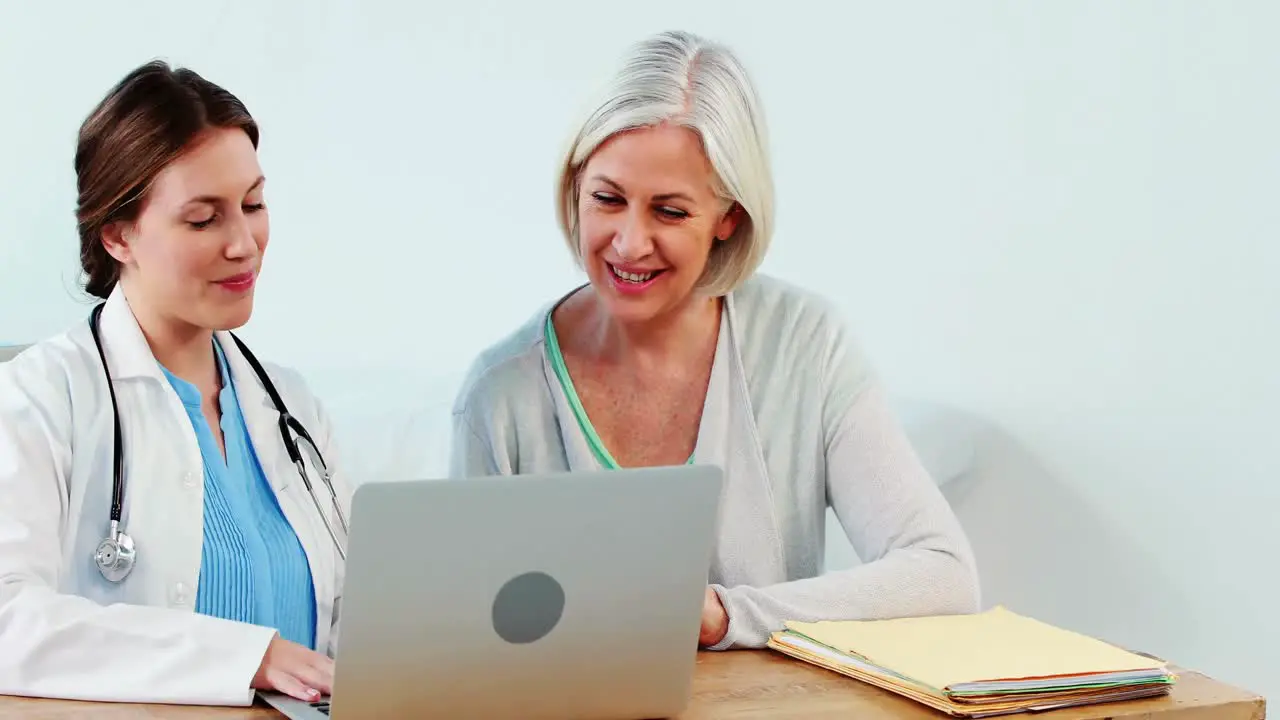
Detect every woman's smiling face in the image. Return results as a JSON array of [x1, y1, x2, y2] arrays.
[[576, 123, 739, 325]]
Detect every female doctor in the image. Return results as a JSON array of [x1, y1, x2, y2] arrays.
[[0, 62, 349, 706], [450, 30, 981, 650]]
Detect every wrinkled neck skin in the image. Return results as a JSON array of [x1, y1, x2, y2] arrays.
[[581, 288, 722, 374]]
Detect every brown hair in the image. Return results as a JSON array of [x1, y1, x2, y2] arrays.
[[75, 60, 259, 299]]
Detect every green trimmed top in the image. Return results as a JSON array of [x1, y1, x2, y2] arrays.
[[544, 312, 694, 469]]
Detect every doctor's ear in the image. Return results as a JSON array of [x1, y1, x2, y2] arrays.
[[100, 222, 136, 265]]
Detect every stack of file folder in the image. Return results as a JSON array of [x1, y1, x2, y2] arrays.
[[767, 606, 1175, 717]]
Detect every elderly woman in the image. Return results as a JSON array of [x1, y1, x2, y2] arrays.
[[449, 30, 980, 650]]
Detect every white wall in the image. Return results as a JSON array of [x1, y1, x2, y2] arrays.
[[3, 0, 1277, 702]]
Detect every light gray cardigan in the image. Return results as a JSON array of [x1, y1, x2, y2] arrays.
[[449, 273, 980, 649]]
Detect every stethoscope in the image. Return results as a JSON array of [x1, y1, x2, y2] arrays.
[[88, 304, 349, 584]]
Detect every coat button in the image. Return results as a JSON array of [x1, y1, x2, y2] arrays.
[[183, 472, 199, 488], [171, 582, 191, 607]]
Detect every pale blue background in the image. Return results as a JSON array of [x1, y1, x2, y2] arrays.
[[1, 0, 1276, 701]]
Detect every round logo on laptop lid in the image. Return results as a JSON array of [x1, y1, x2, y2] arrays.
[[492, 571, 565, 644]]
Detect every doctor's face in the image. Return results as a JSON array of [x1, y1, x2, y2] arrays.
[[107, 126, 269, 333], [576, 123, 739, 326]]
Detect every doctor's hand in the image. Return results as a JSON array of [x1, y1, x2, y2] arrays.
[[251, 634, 335, 701], [699, 587, 729, 647]]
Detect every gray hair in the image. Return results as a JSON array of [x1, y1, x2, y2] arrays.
[[555, 30, 774, 296]]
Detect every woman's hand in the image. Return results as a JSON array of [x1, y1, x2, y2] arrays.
[[251, 634, 335, 701], [699, 587, 730, 647]]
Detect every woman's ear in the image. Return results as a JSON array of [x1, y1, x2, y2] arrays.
[[714, 202, 744, 243], [101, 221, 133, 265]]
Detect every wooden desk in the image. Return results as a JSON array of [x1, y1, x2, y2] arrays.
[[0, 650, 1264, 719]]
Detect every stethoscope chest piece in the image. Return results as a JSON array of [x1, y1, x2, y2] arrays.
[[95, 525, 136, 583]]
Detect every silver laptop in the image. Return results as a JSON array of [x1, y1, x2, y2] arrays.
[[260, 465, 723, 719]]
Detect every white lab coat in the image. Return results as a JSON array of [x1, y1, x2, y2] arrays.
[[0, 286, 351, 706]]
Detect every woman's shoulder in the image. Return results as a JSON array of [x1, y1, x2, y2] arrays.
[[254, 358, 318, 406], [730, 273, 876, 401], [0, 322, 97, 397], [732, 273, 866, 357], [0, 323, 105, 449], [450, 303, 554, 419], [731, 272, 847, 324], [227, 347, 341, 438]]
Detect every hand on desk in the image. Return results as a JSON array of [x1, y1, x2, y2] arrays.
[[251, 634, 335, 702], [700, 587, 729, 647]]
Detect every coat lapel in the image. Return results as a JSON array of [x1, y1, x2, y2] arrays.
[[97, 287, 171, 382], [694, 295, 787, 586], [541, 349, 599, 473], [537, 297, 605, 473], [216, 337, 293, 494], [215, 332, 334, 652]]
